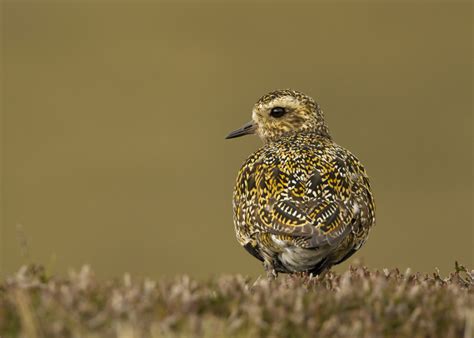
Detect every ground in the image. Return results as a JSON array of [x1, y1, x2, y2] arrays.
[[0, 263, 473, 338]]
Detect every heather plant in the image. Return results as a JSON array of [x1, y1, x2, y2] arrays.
[[0, 263, 472, 338]]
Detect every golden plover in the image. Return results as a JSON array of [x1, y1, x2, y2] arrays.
[[226, 89, 375, 277]]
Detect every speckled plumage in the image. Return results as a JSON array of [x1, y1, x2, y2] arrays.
[[227, 89, 375, 277]]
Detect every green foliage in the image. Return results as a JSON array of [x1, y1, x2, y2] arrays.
[[0, 264, 473, 338]]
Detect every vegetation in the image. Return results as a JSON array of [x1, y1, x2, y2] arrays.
[[0, 263, 472, 338]]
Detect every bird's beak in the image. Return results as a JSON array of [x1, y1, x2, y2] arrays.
[[225, 120, 257, 139]]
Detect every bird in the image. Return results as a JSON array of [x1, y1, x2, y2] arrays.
[[226, 89, 375, 278]]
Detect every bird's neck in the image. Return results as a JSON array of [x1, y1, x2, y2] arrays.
[[262, 127, 332, 144]]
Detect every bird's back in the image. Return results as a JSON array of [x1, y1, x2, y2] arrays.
[[232, 130, 375, 274]]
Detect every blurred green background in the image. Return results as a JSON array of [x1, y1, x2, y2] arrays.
[[1, 1, 472, 279]]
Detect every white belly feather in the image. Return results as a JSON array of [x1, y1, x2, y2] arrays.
[[271, 235, 328, 272]]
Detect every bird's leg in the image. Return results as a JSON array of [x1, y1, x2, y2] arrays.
[[264, 260, 277, 279]]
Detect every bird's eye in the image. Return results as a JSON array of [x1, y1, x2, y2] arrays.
[[270, 107, 286, 118]]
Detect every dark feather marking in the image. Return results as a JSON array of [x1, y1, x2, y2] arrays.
[[243, 242, 264, 262], [307, 257, 331, 275], [247, 173, 256, 191], [323, 206, 340, 229], [333, 247, 358, 265], [274, 200, 304, 223], [308, 171, 322, 190]]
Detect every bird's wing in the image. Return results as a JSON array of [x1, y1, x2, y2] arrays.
[[253, 155, 357, 248]]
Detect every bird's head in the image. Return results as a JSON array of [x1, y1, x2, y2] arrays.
[[226, 89, 330, 143]]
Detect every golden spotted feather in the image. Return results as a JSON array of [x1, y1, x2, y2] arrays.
[[227, 89, 375, 277]]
